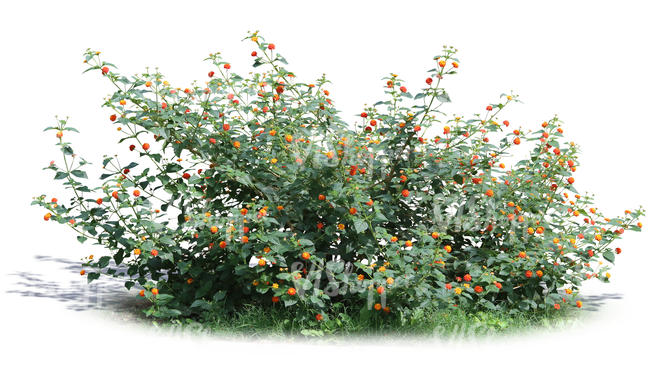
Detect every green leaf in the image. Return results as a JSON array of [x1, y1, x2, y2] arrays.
[[436, 91, 451, 103], [603, 250, 615, 263], [71, 170, 88, 179], [98, 256, 111, 268], [354, 219, 368, 233], [87, 272, 100, 283], [298, 238, 314, 246], [54, 171, 68, 180]]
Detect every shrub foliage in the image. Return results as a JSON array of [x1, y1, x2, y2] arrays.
[[34, 33, 643, 322]]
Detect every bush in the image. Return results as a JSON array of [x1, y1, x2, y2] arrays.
[[34, 33, 643, 323]]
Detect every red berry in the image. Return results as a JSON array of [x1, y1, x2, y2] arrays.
[[182, 173, 191, 180], [425, 77, 433, 85], [101, 66, 109, 75], [267, 43, 276, 50], [109, 114, 117, 121], [208, 71, 214, 78], [400, 86, 407, 93], [129, 144, 135, 151]]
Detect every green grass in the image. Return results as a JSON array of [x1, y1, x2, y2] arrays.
[[150, 305, 584, 339]]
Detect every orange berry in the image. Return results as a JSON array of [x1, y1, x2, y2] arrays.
[[80, 270, 85, 276], [133, 189, 140, 197], [151, 288, 159, 295], [401, 189, 410, 197], [377, 286, 385, 294], [431, 232, 439, 239], [133, 248, 141, 255], [139, 290, 145, 297], [219, 241, 227, 249], [374, 303, 382, 311], [150, 249, 158, 257], [318, 194, 326, 201], [210, 226, 218, 234], [287, 287, 296, 296], [44, 213, 52, 221], [142, 143, 150, 150], [271, 296, 280, 303], [349, 207, 357, 215], [258, 259, 266, 267], [301, 252, 311, 260], [485, 189, 494, 197], [315, 314, 323, 321], [242, 236, 249, 243]]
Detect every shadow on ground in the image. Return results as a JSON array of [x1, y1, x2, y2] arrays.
[[578, 293, 624, 312], [5, 255, 149, 321]]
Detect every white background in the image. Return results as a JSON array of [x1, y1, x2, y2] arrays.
[[1, 0, 649, 367]]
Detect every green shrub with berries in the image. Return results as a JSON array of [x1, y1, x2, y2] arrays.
[[34, 33, 643, 324]]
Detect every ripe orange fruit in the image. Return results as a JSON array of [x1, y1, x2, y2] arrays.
[[258, 259, 266, 267], [485, 189, 494, 197], [80, 270, 85, 276], [401, 189, 410, 197], [285, 134, 293, 143], [210, 226, 218, 234], [133, 190, 141, 197], [377, 286, 385, 294], [287, 287, 296, 296], [44, 213, 52, 221], [96, 198, 103, 205], [567, 177, 575, 185], [301, 252, 311, 260], [219, 241, 227, 249], [150, 249, 158, 257], [242, 236, 249, 243], [151, 288, 159, 295], [318, 194, 326, 201], [374, 303, 382, 311], [315, 314, 323, 321], [139, 290, 145, 297], [349, 207, 357, 215], [431, 232, 439, 239]]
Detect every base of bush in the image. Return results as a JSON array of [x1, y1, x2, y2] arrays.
[[149, 304, 583, 338]]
